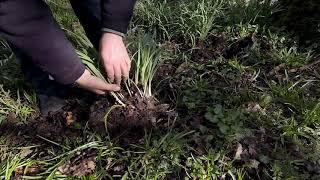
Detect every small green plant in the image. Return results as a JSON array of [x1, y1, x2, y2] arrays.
[[228, 58, 249, 73], [187, 152, 222, 179], [128, 131, 191, 179], [271, 46, 312, 67], [304, 102, 320, 125], [268, 81, 305, 112], [186, 151, 243, 180], [205, 105, 246, 137], [182, 79, 221, 111]]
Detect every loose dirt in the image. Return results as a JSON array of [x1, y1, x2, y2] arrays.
[[0, 100, 90, 146], [89, 88, 169, 145], [58, 149, 97, 177]]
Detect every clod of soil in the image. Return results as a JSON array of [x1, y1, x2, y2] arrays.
[[191, 35, 227, 63], [223, 33, 255, 59], [28, 111, 81, 142], [89, 89, 169, 139], [14, 164, 43, 177]]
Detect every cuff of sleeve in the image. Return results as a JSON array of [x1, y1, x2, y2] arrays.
[[55, 63, 86, 85], [101, 28, 125, 38]]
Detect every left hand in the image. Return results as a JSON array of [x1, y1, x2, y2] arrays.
[[99, 32, 131, 86]]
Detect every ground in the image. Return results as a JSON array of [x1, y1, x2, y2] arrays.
[[1, 0, 320, 179]]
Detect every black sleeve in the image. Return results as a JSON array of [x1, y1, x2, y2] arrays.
[[101, 0, 137, 34], [0, 0, 85, 85]]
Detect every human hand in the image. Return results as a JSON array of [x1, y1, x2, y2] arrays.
[[99, 33, 131, 85], [75, 69, 120, 94]]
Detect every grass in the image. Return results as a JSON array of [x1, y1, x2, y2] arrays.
[[271, 46, 313, 67], [0, 85, 34, 124], [0, 39, 13, 66], [134, 0, 225, 46], [176, 0, 224, 47], [0, 0, 320, 179]]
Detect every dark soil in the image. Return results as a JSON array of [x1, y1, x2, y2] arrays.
[[192, 34, 227, 62], [154, 62, 176, 82], [89, 88, 169, 145], [0, 100, 89, 145], [230, 128, 320, 179], [223, 33, 255, 59], [58, 149, 97, 177]]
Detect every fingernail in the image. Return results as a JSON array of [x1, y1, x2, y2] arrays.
[[97, 91, 106, 95]]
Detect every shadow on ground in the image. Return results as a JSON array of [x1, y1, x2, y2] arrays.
[[272, 0, 320, 50]]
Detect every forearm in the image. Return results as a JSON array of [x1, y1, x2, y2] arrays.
[[0, 0, 85, 84], [101, 0, 137, 36]]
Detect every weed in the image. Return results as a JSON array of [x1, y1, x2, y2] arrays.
[[228, 58, 249, 73], [0, 85, 34, 123], [205, 105, 247, 137], [304, 102, 320, 125], [186, 151, 244, 180], [128, 131, 192, 179], [182, 79, 221, 111], [268, 81, 306, 113]]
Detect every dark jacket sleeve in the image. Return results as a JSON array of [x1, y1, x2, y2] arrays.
[[0, 0, 85, 85], [101, 0, 137, 34]]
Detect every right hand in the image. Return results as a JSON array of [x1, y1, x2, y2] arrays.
[[75, 69, 120, 94]]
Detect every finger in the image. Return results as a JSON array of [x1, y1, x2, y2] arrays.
[[102, 83, 121, 92], [76, 69, 120, 93], [89, 81, 120, 93], [80, 74, 120, 92], [114, 65, 122, 86], [93, 89, 106, 95], [125, 54, 131, 70], [88, 76, 120, 92], [106, 65, 114, 83], [121, 60, 129, 79]]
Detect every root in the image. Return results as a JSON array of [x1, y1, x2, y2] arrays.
[[110, 92, 126, 107]]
